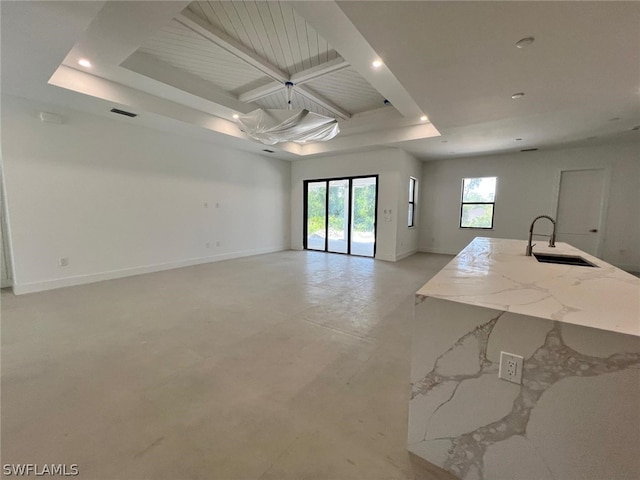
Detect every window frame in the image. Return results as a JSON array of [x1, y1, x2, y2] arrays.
[[408, 176, 417, 228], [459, 177, 497, 230]]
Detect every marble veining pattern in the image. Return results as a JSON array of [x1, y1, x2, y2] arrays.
[[411, 312, 503, 401], [410, 314, 640, 480], [416, 238, 640, 337]]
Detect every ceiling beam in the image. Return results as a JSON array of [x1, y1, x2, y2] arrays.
[[290, 1, 424, 119], [176, 10, 289, 83], [239, 81, 351, 120], [296, 85, 351, 120], [238, 82, 284, 103], [238, 57, 350, 103], [177, 10, 352, 120], [291, 57, 350, 84]]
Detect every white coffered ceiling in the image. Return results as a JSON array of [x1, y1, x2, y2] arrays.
[[2, 1, 639, 161], [187, 1, 340, 76], [130, 1, 390, 121], [137, 19, 272, 96]]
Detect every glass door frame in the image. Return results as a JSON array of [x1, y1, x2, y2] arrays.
[[303, 174, 379, 257]]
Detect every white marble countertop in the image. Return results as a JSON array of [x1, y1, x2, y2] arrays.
[[417, 237, 640, 337]]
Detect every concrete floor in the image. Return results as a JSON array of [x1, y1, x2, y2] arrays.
[[1, 250, 452, 480]]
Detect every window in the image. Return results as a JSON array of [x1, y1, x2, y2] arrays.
[[460, 177, 497, 229], [408, 177, 417, 227]]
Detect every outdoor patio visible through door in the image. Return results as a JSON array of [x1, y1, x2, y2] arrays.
[[304, 175, 378, 257]]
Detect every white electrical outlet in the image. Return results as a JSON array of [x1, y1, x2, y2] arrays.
[[499, 351, 524, 384], [58, 257, 69, 267]]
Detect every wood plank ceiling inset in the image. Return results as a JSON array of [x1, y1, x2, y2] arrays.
[[187, 1, 341, 75], [253, 89, 334, 118], [137, 19, 269, 94], [304, 67, 387, 114]]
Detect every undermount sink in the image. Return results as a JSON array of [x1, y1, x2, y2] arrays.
[[533, 253, 598, 267]]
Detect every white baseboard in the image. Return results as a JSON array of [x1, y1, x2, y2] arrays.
[[375, 251, 396, 262], [12, 245, 287, 295], [396, 249, 418, 261]]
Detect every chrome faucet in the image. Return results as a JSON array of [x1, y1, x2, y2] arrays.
[[526, 215, 557, 256]]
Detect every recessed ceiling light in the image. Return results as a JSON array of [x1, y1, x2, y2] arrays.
[[515, 138, 523, 141], [441, 140, 448, 143], [609, 117, 620, 122], [515, 37, 535, 48], [511, 92, 525, 99], [78, 58, 92, 68], [632, 126, 640, 131], [232, 114, 239, 120], [372, 59, 383, 68], [420, 115, 427, 122]]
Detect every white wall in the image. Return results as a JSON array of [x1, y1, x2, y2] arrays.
[[1, 95, 291, 294], [396, 150, 422, 260], [419, 142, 640, 271], [291, 148, 420, 261]]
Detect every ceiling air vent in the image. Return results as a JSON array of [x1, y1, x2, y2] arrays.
[[262, 149, 275, 153], [520, 148, 538, 152], [110, 108, 137, 118]]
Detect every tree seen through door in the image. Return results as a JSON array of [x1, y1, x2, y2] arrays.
[[305, 176, 377, 257]]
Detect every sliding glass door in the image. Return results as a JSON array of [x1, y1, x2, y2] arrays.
[[328, 179, 349, 253], [350, 177, 377, 257], [304, 175, 377, 257], [306, 181, 327, 251]]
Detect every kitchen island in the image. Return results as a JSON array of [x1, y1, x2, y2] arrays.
[[409, 237, 640, 480]]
